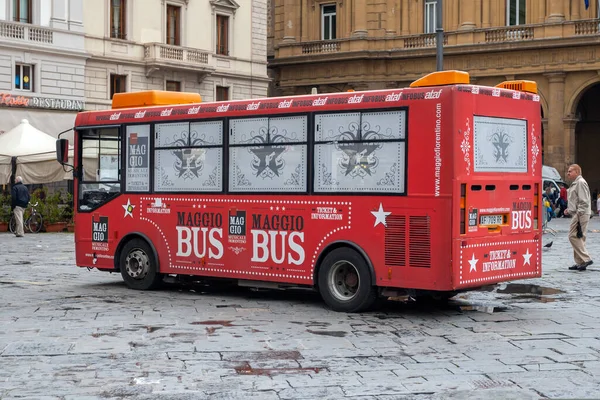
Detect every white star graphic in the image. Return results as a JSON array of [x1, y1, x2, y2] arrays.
[[468, 253, 478, 272], [122, 199, 135, 218], [371, 203, 391, 227], [523, 248, 532, 266]]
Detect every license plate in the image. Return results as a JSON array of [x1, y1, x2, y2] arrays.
[[480, 214, 503, 225]]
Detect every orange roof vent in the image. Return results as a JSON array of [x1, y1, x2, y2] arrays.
[[495, 80, 538, 94], [111, 90, 201, 109], [410, 70, 470, 88]]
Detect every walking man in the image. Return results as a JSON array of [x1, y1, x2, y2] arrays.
[[564, 164, 593, 271], [11, 176, 30, 238]]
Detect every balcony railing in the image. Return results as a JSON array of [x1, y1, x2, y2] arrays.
[[0, 20, 53, 44], [485, 26, 534, 43], [275, 19, 600, 59], [404, 33, 448, 49], [302, 40, 341, 54], [575, 20, 600, 35], [144, 43, 210, 65], [144, 43, 215, 77]]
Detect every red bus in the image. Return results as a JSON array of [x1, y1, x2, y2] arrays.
[[56, 70, 542, 312]]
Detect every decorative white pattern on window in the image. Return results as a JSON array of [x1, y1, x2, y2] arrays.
[[155, 148, 222, 192], [156, 122, 189, 147], [315, 143, 405, 193], [154, 121, 223, 192], [314, 110, 406, 193], [229, 116, 307, 192], [473, 116, 527, 173]]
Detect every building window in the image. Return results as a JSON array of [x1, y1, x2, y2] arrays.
[[216, 15, 229, 55], [425, 0, 436, 34], [321, 4, 336, 40], [110, 0, 126, 39], [166, 5, 181, 46], [216, 86, 229, 101], [166, 80, 181, 92], [14, 64, 33, 91], [110, 74, 127, 99], [13, 0, 32, 23], [507, 0, 526, 26]]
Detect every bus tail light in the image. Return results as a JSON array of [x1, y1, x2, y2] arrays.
[[533, 183, 539, 229], [460, 184, 466, 234]]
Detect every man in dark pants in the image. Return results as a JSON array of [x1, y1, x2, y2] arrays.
[[11, 176, 30, 237]]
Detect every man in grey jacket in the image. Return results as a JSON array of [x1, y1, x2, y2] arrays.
[[564, 164, 593, 271]]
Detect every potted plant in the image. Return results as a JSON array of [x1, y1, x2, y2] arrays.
[[41, 191, 67, 232], [0, 192, 11, 232], [62, 192, 75, 232]]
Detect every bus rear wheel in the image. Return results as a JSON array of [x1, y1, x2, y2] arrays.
[[119, 238, 162, 290], [318, 248, 377, 313]]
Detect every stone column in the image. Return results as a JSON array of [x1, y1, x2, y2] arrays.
[[401, 0, 409, 35], [563, 117, 578, 170], [544, 73, 566, 168], [68, 0, 84, 33], [282, 0, 300, 43], [546, 0, 565, 22], [50, 0, 68, 30], [459, 0, 476, 30], [352, 0, 368, 37], [386, 0, 399, 36], [482, 0, 490, 28], [571, 0, 581, 20]]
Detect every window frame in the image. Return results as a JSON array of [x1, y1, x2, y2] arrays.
[[14, 63, 33, 92], [110, 74, 127, 99], [424, 0, 436, 34], [153, 120, 225, 193], [228, 114, 309, 194], [166, 4, 181, 46], [216, 85, 229, 101], [313, 108, 408, 195], [506, 0, 526, 26], [216, 14, 229, 55], [321, 4, 337, 41], [110, 0, 127, 39], [166, 80, 181, 92], [77, 126, 124, 212], [13, 0, 32, 24]]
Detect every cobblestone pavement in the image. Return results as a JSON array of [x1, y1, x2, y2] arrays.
[[1, 217, 600, 399]]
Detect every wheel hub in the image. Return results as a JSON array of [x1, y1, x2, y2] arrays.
[[125, 249, 150, 280], [328, 260, 360, 302]]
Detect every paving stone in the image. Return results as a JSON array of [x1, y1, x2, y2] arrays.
[[2, 221, 600, 398]]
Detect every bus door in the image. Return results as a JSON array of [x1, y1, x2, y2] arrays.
[[76, 126, 122, 267]]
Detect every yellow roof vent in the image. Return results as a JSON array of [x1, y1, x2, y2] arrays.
[[410, 70, 470, 88], [112, 90, 202, 109], [495, 80, 538, 94]]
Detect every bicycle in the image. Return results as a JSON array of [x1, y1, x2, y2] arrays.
[[9, 202, 43, 234]]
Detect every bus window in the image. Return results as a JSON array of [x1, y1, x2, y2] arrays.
[[79, 127, 121, 211]]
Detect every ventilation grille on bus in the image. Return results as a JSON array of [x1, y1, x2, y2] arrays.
[[409, 216, 431, 268], [384, 215, 431, 268], [385, 216, 406, 266]]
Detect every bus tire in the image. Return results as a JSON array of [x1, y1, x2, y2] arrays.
[[318, 247, 377, 313], [119, 238, 162, 290]]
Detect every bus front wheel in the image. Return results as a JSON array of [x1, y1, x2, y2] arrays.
[[119, 238, 162, 290], [318, 248, 377, 313]]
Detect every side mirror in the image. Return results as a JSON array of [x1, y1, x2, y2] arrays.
[[56, 139, 69, 165]]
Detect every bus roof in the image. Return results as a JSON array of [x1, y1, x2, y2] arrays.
[[75, 71, 540, 127]]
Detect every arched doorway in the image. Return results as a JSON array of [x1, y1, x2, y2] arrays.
[[575, 83, 600, 208]]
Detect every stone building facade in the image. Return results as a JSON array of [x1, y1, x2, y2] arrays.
[[0, 0, 87, 137], [83, 0, 269, 111], [269, 0, 600, 191]]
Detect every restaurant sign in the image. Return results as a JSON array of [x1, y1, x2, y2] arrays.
[[0, 93, 85, 111]]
